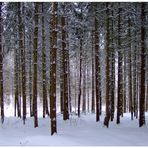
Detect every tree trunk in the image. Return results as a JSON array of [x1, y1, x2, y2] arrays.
[[82, 58, 86, 113], [104, 2, 111, 127], [33, 2, 39, 128], [91, 30, 95, 113], [78, 37, 82, 117], [139, 2, 146, 127], [110, 4, 115, 121], [0, 2, 4, 123], [18, 2, 26, 124], [117, 3, 123, 124], [94, 4, 100, 121], [128, 17, 133, 120], [42, 2, 49, 118], [61, 16, 69, 120], [50, 2, 58, 135], [29, 33, 33, 117]]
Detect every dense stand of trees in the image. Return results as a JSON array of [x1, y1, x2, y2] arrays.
[[0, 2, 148, 135]]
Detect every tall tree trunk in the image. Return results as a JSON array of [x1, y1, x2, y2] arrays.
[[67, 40, 72, 113], [104, 2, 111, 127], [33, 2, 39, 128], [117, 3, 123, 124], [42, 2, 49, 118], [82, 58, 86, 113], [87, 65, 90, 113], [91, 30, 95, 113], [78, 37, 82, 117], [29, 33, 33, 117], [50, 2, 58, 135], [110, 4, 115, 121], [95, 4, 100, 122], [128, 17, 133, 120], [123, 49, 127, 113], [139, 2, 146, 127], [61, 16, 69, 120], [0, 2, 4, 123], [133, 36, 138, 118], [18, 2, 26, 124], [14, 3, 21, 118], [60, 48, 64, 114]]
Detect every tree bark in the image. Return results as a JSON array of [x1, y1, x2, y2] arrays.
[[50, 2, 58, 135], [139, 2, 146, 127], [18, 2, 26, 124], [61, 16, 69, 120], [117, 3, 123, 124], [94, 4, 100, 122], [0, 2, 4, 123], [42, 2, 49, 118], [33, 2, 39, 128]]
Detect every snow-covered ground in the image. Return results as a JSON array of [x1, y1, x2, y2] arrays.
[[0, 105, 148, 146]]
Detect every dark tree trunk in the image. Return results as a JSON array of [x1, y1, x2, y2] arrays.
[[0, 2, 4, 123], [33, 2, 39, 128], [42, 2, 49, 118], [61, 16, 69, 120], [29, 34, 33, 117], [18, 2, 26, 124], [91, 30, 95, 113], [128, 17, 133, 120], [104, 2, 111, 127], [94, 4, 100, 122], [50, 2, 58, 135], [117, 3, 123, 124], [139, 2, 146, 127], [78, 37, 82, 117]]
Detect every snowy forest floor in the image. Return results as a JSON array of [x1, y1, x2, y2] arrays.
[[0, 106, 148, 146]]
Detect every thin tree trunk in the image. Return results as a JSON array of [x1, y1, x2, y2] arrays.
[[29, 34, 33, 117], [91, 30, 95, 113], [139, 2, 146, 127], [42, 2, 49, 118], [0, 2, 4, 123], [78, 37, 82, 117], [82, 58, 86, 113], [123, 50, 127, 113], [87, 65, 90, 113], [117, 3, 123, 124], [18, 2, 26, 124], [33, 2, 39, 128], [50, 2, 58, 135], [110, 4, 115, 121], [104, 2, 111, 127], [94, 4, 100, 121], [61, 16, 69, 120], [128, 17, 133, 120]]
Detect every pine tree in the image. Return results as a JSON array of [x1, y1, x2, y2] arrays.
[[0, 2, 4, 123], [29, 33, 33, 117], [18, 2, 26, 124], [82, 56, 86, 113], [94, 3, 100, 122], [104, 2, 111, 127], [77, 6, 83, 118], [33, 2, 39, 128], [117, 3, 123, 124], [128, 16, 133, 120], [91, 30, 95, 113], [14, 3, 21, 118], [50, 2, 58, 135], [110, 3, 115, 121], [61, 13, 69, 120], [42, 2, 49, 118], [139, 2, 146, 127]]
